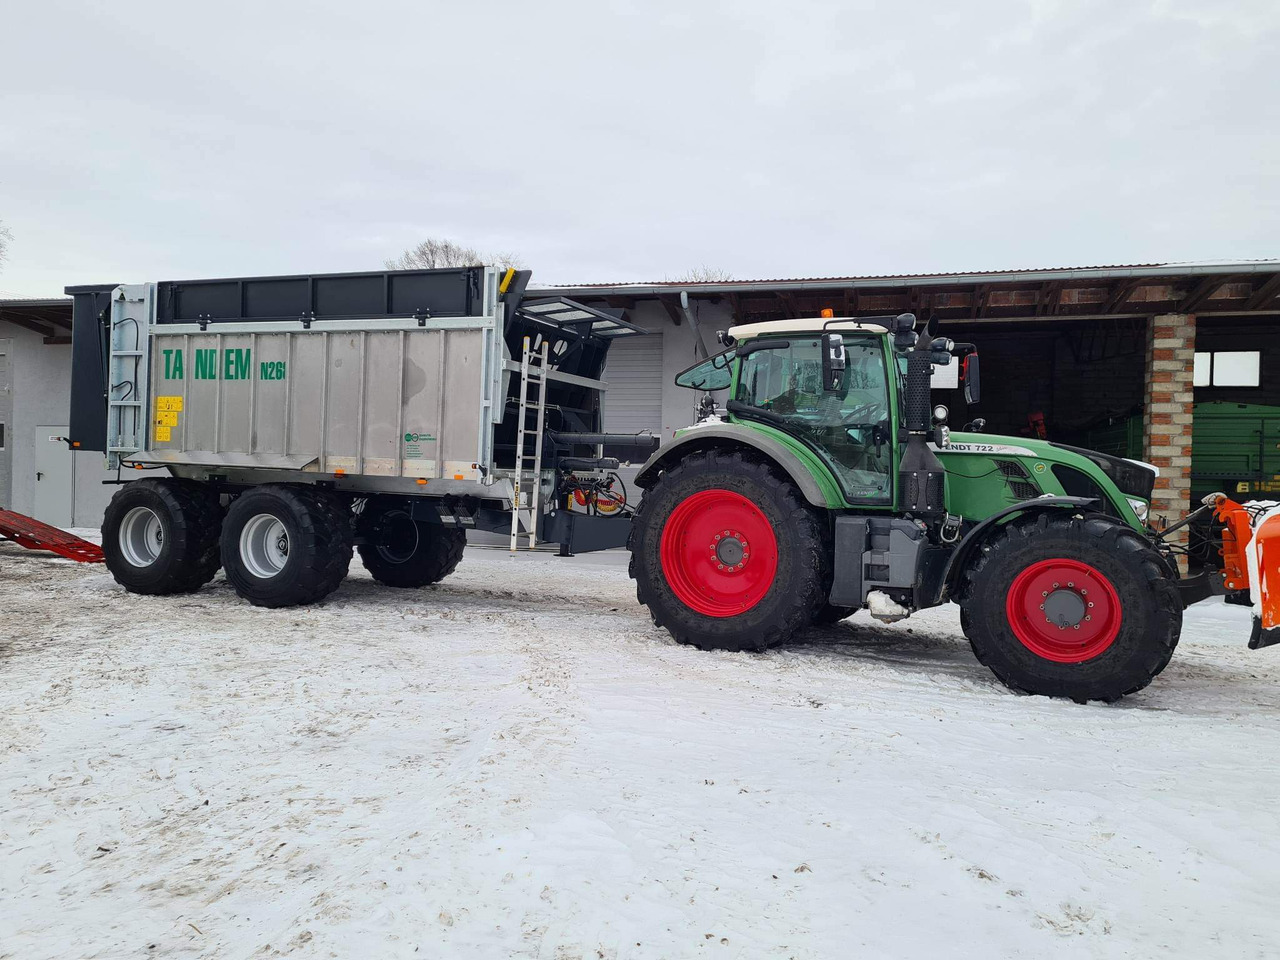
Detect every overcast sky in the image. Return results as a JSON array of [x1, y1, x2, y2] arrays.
[[1, 0, 1277, 296]]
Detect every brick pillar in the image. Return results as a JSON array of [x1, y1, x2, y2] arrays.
[[1143, 313, 1196, 529]]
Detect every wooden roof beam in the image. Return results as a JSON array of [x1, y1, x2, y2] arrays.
[[969, 284, 989, 319], [0, 313, 57, 339], [658, 295, 683, 325], [1102, 279, 1142, 313], [1036, 280, 1063, 316], [1246, 273, 1280, 310], [1177, 275, 1236, 315]]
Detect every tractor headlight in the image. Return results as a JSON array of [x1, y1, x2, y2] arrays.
[[1126, 497, 1149, 522]]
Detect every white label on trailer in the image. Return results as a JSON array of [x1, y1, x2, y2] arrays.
[[931, 442, 1038, 457]]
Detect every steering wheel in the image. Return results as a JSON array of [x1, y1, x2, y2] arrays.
[[843, 399, 885, 425]]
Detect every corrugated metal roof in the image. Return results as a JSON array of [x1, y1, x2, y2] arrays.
[[531, 260, 1280, 294], [0, 296, 73, 307]]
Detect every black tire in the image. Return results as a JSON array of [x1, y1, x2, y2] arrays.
[[221, 485, 353, 608], [961, 512, 1181, 702], [357, 498, 466, 588], [814, 604, 856, 625], [628, 449, 827, 652], [102, 478, 224, 595]]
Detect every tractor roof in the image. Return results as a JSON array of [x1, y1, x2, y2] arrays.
[[731, 317, 890, 339]]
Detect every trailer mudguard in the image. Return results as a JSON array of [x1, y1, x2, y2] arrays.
[[632, 424, 830, 508], [936, 495, 1099, 603]]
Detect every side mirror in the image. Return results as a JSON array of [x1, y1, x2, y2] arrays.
[[821, 333, 846, 393], [963, 353, 981, 405]]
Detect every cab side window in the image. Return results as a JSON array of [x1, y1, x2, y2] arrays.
[[674, 350, 733, 391]]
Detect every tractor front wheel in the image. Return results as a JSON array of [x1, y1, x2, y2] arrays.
[[628, 450, 826, 652], [962, 512, 1181, 702]]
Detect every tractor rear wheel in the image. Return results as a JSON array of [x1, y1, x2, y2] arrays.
[[221, 485, 353, 608], [357, 498, 465, 588], [962, 512, 1181, 702], [102, 478, 224, 595], [628, 449, 826, 652]]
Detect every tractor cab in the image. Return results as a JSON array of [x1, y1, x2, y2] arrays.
[[678, 318, 898, 504]]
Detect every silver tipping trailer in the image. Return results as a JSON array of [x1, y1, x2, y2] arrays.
[[66, 265, 658, 607], [111, 274, 507, 493]]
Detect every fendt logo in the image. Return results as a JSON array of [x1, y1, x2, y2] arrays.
[[162, 348, 287, 381]]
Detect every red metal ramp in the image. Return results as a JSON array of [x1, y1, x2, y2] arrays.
[[0, 509, 104, 563]]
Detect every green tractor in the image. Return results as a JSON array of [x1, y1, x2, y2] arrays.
[[627, 312, 1194, 702]]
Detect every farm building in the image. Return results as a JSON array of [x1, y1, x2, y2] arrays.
[[2, 259, 1278, 529]]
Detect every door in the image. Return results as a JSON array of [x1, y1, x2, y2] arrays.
[[734, 334, 894, 504], [602, 333, 664, 435], [34, 426, 73, 527], [0, 339, 10, 509]]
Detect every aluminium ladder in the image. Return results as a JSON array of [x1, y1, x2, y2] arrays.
[[509, 336, 550, 551], [106, 284, 157, 469]]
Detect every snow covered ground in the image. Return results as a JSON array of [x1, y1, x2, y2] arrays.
[[3, 537, 1280, 959]]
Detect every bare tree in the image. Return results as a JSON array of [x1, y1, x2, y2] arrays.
[[0, 220, 11, 270], [385, 237, 523, 271], [667, 265, 733, 282]]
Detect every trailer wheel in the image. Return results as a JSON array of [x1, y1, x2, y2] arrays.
[[221, 485, 353, 608], [961, 512, 1181, 702], [628, 449, 826, 652], [102, 479, 224, 595], [357, 499, 466, 588]]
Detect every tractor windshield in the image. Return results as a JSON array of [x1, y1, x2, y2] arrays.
[[735, 335, 892, 503]]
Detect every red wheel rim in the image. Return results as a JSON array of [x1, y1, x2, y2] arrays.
[[659, 489, 779, 617], [1005, 558, 1122, 663]]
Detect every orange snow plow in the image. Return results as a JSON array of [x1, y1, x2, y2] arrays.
[[1207, 494, 1280, 649], [0, 509, 104, 564]]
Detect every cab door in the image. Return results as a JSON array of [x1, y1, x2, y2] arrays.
[[732, 335, 894, 504]]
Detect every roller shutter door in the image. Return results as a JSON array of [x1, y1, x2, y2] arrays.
[[603, 333, 663, 435]]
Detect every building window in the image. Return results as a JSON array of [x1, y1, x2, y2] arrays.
[[1193, 350, 1260, 387], [0, 421, 5, 450]]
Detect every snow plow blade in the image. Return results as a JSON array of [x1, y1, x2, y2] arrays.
[[0, 509, 105, 563], [1211, 494, 1280, 649]]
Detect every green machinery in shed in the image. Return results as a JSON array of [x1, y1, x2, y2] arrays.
[[1192, 402, 1280, 499], [1080, 402, 1280, 502]]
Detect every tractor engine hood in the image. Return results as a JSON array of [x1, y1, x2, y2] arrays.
[[1048, 443, 1158, 502], [937, 432, 1159, 525]]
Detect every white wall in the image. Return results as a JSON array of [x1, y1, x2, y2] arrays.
[[0, 319, 160, 528]]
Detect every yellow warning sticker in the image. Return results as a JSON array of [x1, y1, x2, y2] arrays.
[[156, 396, 184, 412], [154, 425, 172, 443], [154, 411, 179, 427]]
